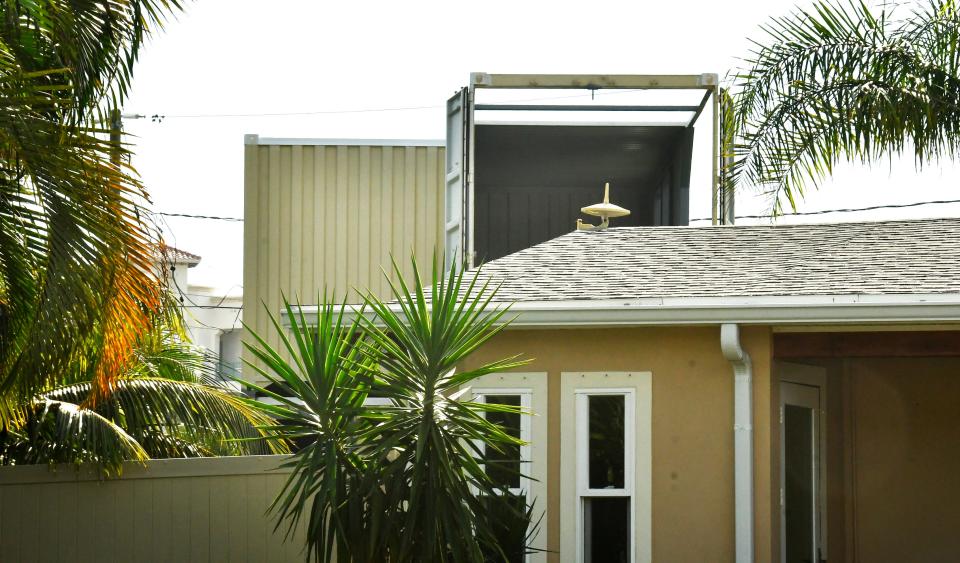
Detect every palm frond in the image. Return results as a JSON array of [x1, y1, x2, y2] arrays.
[[42, 377, 285, 458], [1, 308, 288, 471], [0, 398, 148, 470], [0, 0, 185, 123], [0, 1, 187, 424], [730, 0, 960, 213], [0, 61, 164, 409]]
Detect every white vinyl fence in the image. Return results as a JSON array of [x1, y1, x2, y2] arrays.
[[0, 455, 307, 563]]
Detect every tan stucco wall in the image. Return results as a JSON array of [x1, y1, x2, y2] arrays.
[[462, 325, 774, 563]]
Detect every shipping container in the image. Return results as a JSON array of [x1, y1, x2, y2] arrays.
[[445, 73, 721, 266], [242, 137, 445, 381]]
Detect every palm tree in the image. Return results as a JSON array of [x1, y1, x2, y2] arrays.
[[0, 1, 184, 423], [245, 256, 538, 562], [729, 0, 960, 213], [0, 296, 287, 472], [0, 1, 288, 468]]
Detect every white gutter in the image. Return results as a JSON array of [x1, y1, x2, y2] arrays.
[[284, 293, 960, 328], [721, 324, 754, 563]]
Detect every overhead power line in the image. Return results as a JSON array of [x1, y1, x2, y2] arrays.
[[689, 198, 960, 223], [183, 304, 243, 310], [154, 211, 244, 222], [130, 89, 655, 121], [156, 214, 246, 314], [156, 198, 960, 225], [163, 104, 443, 119]]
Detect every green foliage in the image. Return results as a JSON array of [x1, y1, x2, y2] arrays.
[[0, 1, 185, 425], [245, 255, 538, 562], [730, 0, 960, 213], [0, 0, 184, 123], [0, 301, 287, 472], [0, 0, 290, 473]]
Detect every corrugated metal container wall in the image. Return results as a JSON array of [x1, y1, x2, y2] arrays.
[[242, 136, 445, 382]]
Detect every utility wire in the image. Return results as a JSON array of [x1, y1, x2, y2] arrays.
[[163, 104, 441, 119], [154, 211, 243, 222], [158, 214, 245, 313], [134, 89, 654, 120], [156, 198, 960, 225], [154, 197, 960, 312], [169, 263, 244, 316], [689, 198, 960, 223]]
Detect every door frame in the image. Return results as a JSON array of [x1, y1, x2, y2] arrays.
[[779, 363, 828, 563]]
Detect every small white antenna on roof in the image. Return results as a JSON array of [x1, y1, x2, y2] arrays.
[[577, 182, 631, 231]]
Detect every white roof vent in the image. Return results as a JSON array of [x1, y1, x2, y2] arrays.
[[577, 183, 631, 231]]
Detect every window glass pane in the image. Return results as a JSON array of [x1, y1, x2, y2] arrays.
[[784, 405, 815, 563], [583, 496, 630, 563], [588, 394, 625, 489], [484, 394, 522, 489], [482, 492, 528, 563]]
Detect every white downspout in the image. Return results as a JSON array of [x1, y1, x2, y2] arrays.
[[721, 323, 754, 563]]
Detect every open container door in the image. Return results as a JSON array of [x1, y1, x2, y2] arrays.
[[445, 87, 473, 269]]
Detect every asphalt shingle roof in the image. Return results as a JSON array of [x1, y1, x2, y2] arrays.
[[472, 218, 960, 302]]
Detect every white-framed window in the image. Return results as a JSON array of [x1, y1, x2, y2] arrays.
[[468, 372, 548, 563], [577, 389, 635, 563], [474, 390, 532, 497], [561, 372, 652, 563]]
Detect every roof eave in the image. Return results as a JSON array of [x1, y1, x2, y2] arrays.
[[503, 296, 960, 328], [283, 293, 960, 329]]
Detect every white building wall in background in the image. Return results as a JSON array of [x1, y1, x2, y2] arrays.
[[181, 284, 244, 380], [160, 247, 244, 380]]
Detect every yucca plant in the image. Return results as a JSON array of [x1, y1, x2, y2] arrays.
[[729, 0, 960, 213], [245, 255, 538, 562]]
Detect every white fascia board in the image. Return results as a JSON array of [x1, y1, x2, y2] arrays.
[[502, 294, 960, 327], [282, 293, 960, 328], [250, 136, 444, 147]]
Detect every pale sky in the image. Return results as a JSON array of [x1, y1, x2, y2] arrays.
[[122, 0, 960, 291]]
